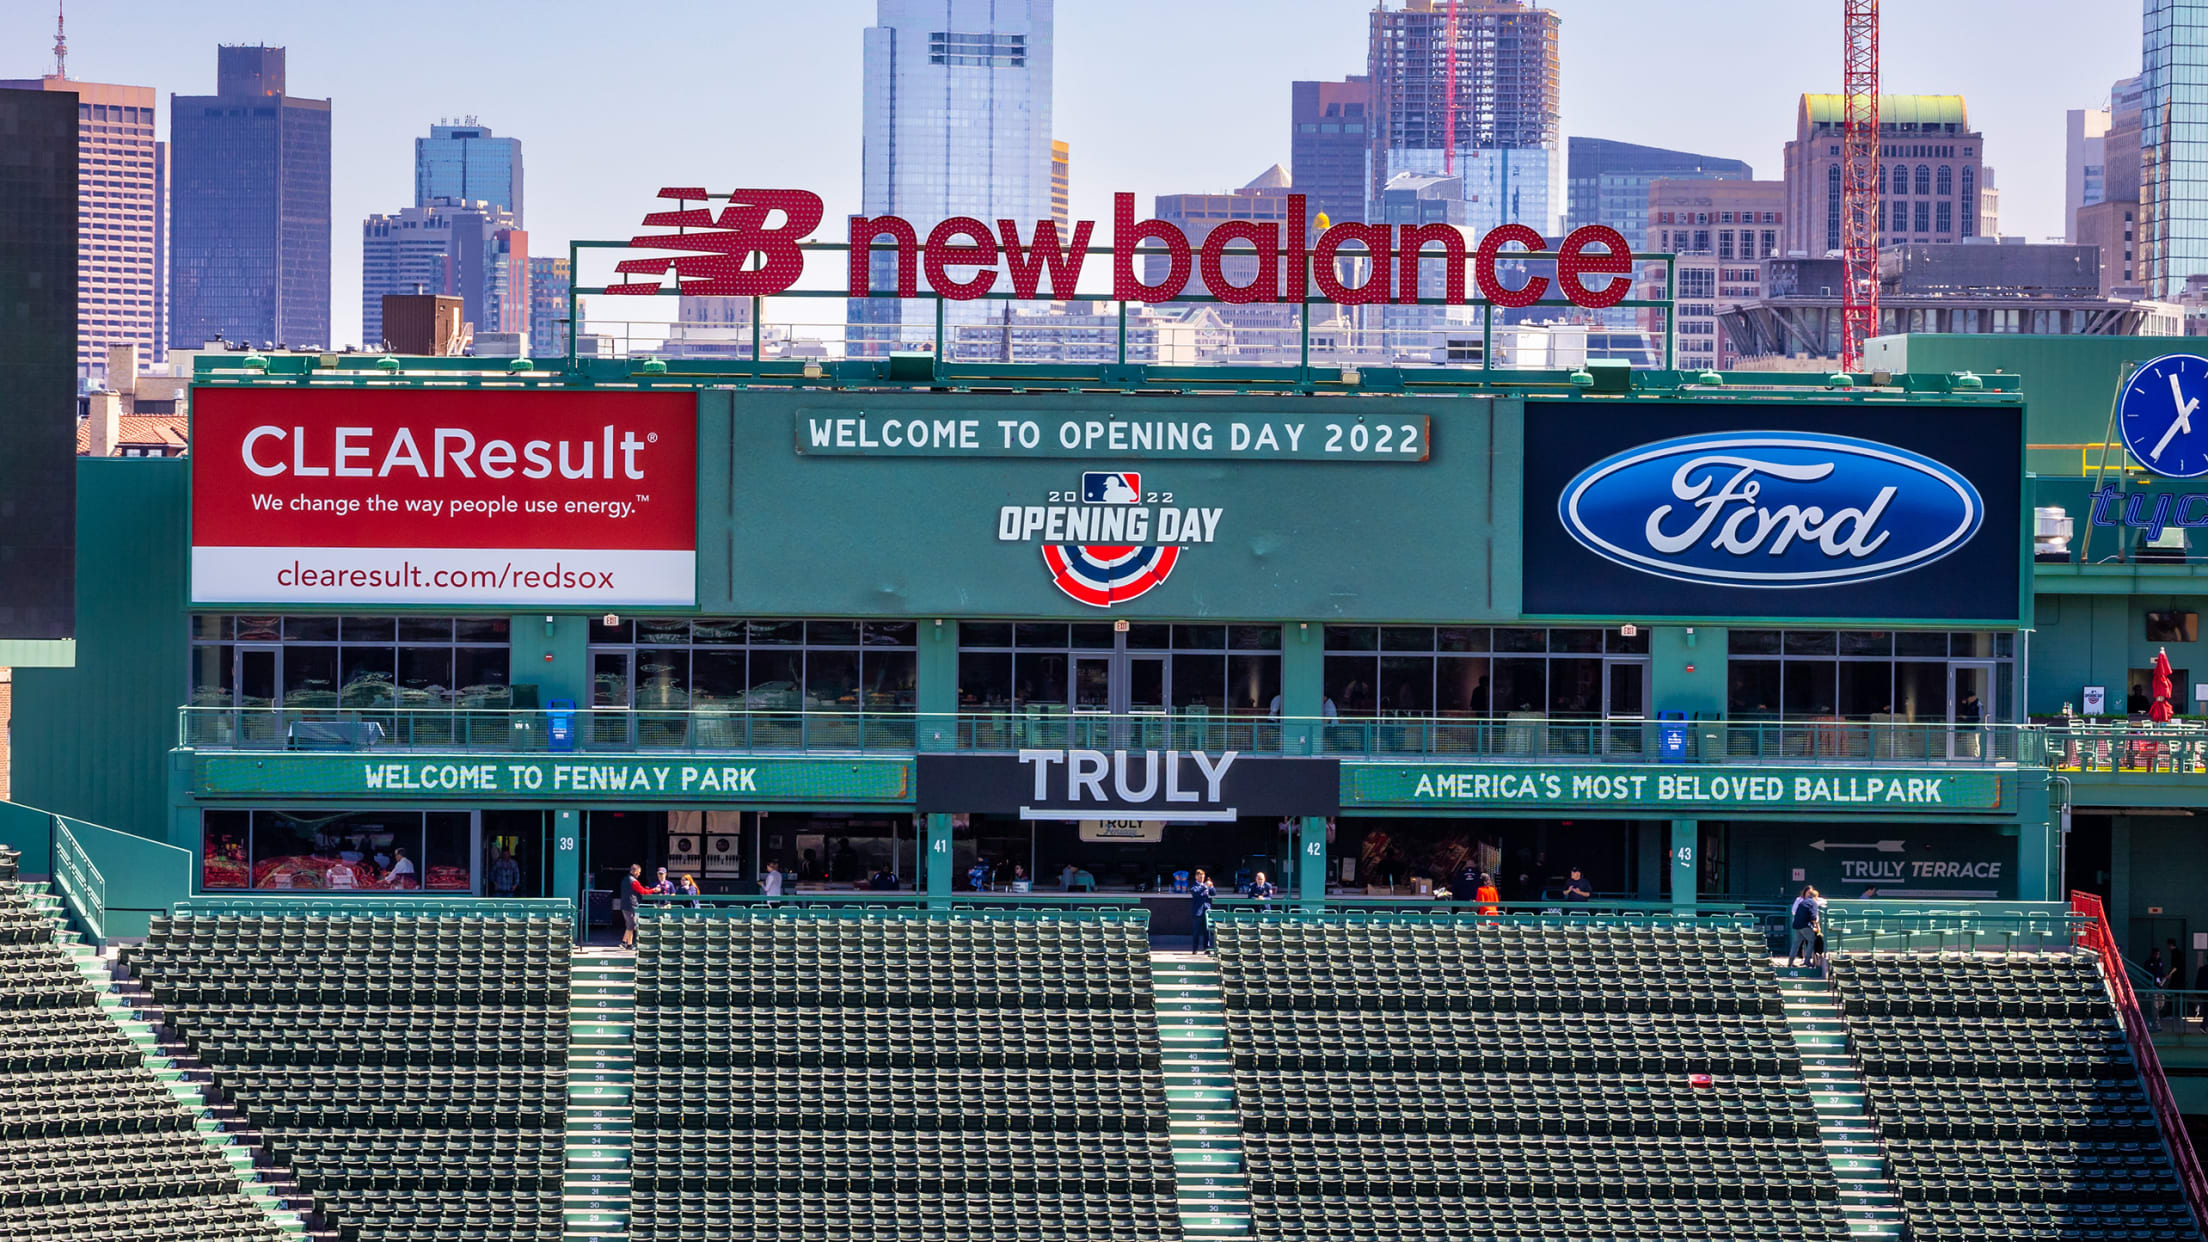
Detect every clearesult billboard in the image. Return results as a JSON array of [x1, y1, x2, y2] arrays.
[[191, 388, 699, 607]]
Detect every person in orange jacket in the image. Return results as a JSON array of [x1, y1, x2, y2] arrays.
[[1474, 873, 1501, 917]]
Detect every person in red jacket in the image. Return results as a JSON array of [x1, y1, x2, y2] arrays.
[[620, 863, 654, 949]]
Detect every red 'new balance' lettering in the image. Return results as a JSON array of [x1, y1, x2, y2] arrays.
[[623, 187, 1637, 310]]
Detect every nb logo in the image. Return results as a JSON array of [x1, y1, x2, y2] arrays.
[[610, 187, 825, 299]]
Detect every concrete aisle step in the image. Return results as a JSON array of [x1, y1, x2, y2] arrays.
[[1776, 965, 1906, 1241], [1152, 952, 1252, 1239], [565, 953, 636, 1242]]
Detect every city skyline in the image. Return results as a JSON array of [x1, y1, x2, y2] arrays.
[[0, 0, 2139, 351]]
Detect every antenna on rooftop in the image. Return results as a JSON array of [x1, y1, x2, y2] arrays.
[[52, 1, 67, 78]]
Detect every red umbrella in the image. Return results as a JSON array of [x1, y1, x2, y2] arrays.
[[2152, 648, 2176, 724]]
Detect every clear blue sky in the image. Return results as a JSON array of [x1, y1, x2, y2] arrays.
[[3, 0, 2140, 350]]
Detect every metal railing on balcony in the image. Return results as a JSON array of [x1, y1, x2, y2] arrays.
[[2042, 720, 2208, 776], [179, 705, 2041, 766]]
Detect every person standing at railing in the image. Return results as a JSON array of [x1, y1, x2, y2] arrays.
[[678, 874, 701, 909], [1189, 869, 1217, 955], [760, 861, 784, 901], [1243, 872, 1276, 902], [1788, 887, 1824, 968], [1474, 874, 1501, 918], [1562, 869, 1592, 902]]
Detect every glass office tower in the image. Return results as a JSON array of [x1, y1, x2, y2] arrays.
[[2143, 0, 2208, 298], [850, 0, 1055, 355], [415, 123, 523, 224]]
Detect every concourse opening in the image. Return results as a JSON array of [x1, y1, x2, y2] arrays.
[[1326, 817, 1655, 902]]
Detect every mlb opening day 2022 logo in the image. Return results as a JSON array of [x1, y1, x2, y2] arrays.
[[997, 471, 1223, 607]]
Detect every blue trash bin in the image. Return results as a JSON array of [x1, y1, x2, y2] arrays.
[[546, 699, 575, 752], [1656, 710, 1689, 763]]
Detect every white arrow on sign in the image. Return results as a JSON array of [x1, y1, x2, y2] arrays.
[[1808, 839, 1904, 853]]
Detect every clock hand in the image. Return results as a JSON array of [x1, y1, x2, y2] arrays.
[[2153, 373, 2200, 462]]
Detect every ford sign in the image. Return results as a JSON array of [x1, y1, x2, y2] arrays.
[[1557, 432, 1984, 589]]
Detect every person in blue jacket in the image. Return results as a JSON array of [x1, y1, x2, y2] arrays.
[[1189, 868, 1218, 954], [1243, 872, 1277, 901]]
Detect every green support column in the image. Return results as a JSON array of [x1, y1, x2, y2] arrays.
[[511, 615, 589, 706], [553, 810, 581, 933], [2017, 785, 2057, 902], [924, 813, 956, 908], [916, 621, 961, 749], [1280, 623, 1324, 754], [2111, 816, 2131, 956], [1298, 817, 1328, 908], [1670, 819, 1698, 914]]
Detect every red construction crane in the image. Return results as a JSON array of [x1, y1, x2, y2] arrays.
[[1840, 0, 1880, 371]]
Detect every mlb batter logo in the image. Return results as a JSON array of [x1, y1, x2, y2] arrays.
[[1083, 472, 1141, 504]]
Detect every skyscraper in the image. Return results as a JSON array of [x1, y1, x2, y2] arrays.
[[2079, 76, 2144, 294], [1564, 138, 1751, 249], [1781, 95, 1985, 258], [360, 199, 526, 349], [416, 121, 523, 223], [0, 69, 166, 383], [1366, 0, 1561, 236], [852, 0, 1055, 353], [528, 256, 571, 359], [1051, 139, 1070, 230], [1290, 76, 1370, 230], [169, 46, 331, 349], [2067, 106, 2111, 245], [2144, 0, 2208, 297]]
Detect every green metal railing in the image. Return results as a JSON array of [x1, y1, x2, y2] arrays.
[[2044, 722, 2208, 776], [50, 817, 105, 945], [1822, 905, 2089, 953], [178, 705, 2042, 767]]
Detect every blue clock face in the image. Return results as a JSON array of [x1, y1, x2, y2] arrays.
[[2121, 353, 2208, 479]]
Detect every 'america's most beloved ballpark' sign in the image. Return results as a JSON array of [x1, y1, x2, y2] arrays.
[[608, 189, 1636, 310]]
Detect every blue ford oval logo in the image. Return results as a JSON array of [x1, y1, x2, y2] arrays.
[[1558, 431, 1984, 588]]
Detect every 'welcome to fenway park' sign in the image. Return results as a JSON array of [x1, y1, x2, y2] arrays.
[[193, 753, 913, 804], [609, 188, 1635, 310]]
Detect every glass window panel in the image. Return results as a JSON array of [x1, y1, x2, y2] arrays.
[[749, 620, 802, 645], [1492, 659, 1546, 714], [201, 811, 250, 889], [958, 652, 1012, 708], [1895, 631, 1947, 656], [1494, 628, 1546, 653], [1015, 618, 1068, 649], [1437, 626, 1489, 653], [236, 616, 282, 642], [1016, 652, 1067, 707], [748, 650, 803, 709], [1175, 624, 1228, 650], [635, 619, 689, 645], [1784, 661, 1838, 716], [1226, 655, 1280, 714], [1171, 654, 1225, 710], [1228, 625, 1281, 650], [806, 620, 861, 647], [191, 615, 231, 640], [1783, 631, 1837, 655], [453, 618, 509, 643], [1839, 631, 1892, 656], [1125, 624, 1170, 650], [1325, 626, 1379, 651], [453, 649, 510, 706], [1548, 658, 1602, 715], [190, 645, 234, 707], [1730, 629, 1781, 655], [398, 646, 454, 703], [339, 647, 395, 708], [1729, 662, 1782, 716], [1324, 656, 1379, 714], [1070, 624, 1115, 650], [282, 646, 339, 708], [285, 616, 340, 642], [692, 650, 748, 707], [339, 616, 393, 641], [1605, 627, 1650, 654], [1838, 662, 1893, 719], [863, 622, 917, 647], [1950, 631, 1996, 657], [1437, 656, 1493, 714], [1894, 662, 1946, 723], [1380, 656, 1435, 713], [588, 617, 632, 644], [693, 618, 747, 644], [961, 623, 1013, 648], [398, 618, 452, 642], [862, 651, 917, 709], [423, 812, 473, 891], [1381, 627, 1435, 652], [806, 650, 860, 710], [1549, 629, 1603, 653], [1995, 632, 2015, 657]]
